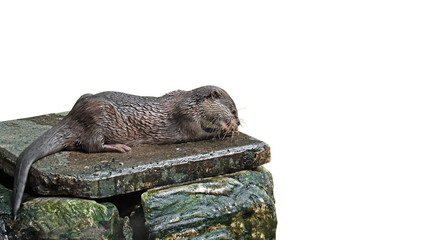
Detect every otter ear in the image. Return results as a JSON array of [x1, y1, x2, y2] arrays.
[[209, 89, 221, 99]]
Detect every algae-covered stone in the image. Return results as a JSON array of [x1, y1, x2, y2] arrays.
[[0, 184, 12, 216], [122, 216, 133, 240], [13, 198, 122, 239], [0, 184, 13, 239], [141, 166, 276, 240]]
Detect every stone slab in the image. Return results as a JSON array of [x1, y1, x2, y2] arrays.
[[141, 166, 276, 240], [0, 113, 270, 198]]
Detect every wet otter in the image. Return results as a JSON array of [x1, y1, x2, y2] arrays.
[[12, 85, 240, 219]]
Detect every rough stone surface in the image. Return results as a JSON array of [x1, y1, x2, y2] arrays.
[[1, 167, 276, 239], [122, 216, 133, 240], [0, 112, 276, 239], [0, 113, 270, 198], [141, 166, 276, 240], [13, 198, 122, 239], [0, 184, 12, 216], [0, 184, 13, 239]]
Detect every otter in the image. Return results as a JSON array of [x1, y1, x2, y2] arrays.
[[12, 85, 240, 219]]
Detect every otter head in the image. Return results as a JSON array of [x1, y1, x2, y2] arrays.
[[192, 86, 240, 137]]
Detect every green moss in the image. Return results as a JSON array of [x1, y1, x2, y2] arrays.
[[228, 202, 277, 240], [0, 184, 12, 215], [142, 168, 276, 240], [14, 198, 122, 239]]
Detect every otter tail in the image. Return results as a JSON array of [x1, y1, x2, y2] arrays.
[[12, 121, 70, 219]]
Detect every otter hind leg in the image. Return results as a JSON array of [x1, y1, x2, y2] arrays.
[[81, 140, 131, 153], [102, 143, 132, 153], [80, 135, 131, 153]]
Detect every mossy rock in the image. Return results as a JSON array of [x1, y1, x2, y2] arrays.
[[141, 166, 276, 240], [1, 184, 13, 239], [13, 198, 122, 239], [0, 184, 12, 216]]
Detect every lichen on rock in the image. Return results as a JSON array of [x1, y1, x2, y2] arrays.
[[13, 198, 122, 240], [0, 184, 13, 239], [141, 166, 276, 240], [0, 184, 12, 216]]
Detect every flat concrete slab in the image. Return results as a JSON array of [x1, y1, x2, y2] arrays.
[[0, 113, 270, 198]]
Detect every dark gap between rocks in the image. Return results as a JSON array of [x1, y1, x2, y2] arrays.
[[98, 190, 150, 239]]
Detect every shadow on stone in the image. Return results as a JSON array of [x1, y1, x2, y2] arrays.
[[99, 190, 149, 240]]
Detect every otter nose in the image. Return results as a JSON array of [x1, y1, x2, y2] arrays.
[[231, 119, 239, 133]]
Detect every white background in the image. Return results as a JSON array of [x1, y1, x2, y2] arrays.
[[1, 1, 446, 239]]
